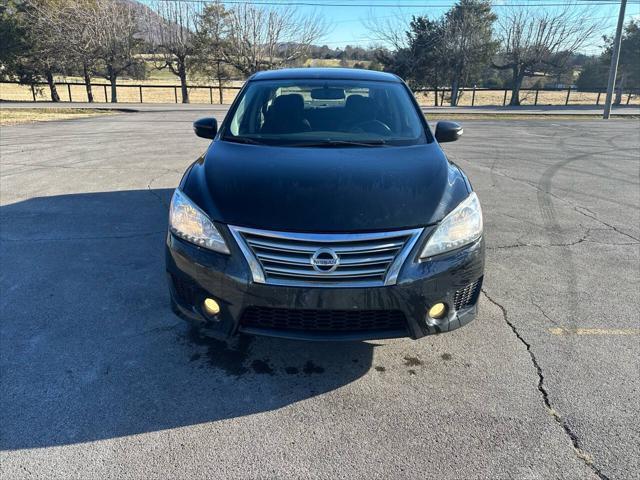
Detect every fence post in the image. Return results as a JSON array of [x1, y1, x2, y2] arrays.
[[502, 89, 507, 106], [103, 85, 107, 102], [627, 92, 632, 105], [534, 89, 539, 106], [471, 85, 476, 106], [565, 87, 571, 106], [174, 87, 178, 103], [31, 84, 37, 102], [441, 89, 445, 106], [209, 87, 213, 104], [596, 91, 601, 105], [67, 83, 72, 102], [139, 86, 143, 103]]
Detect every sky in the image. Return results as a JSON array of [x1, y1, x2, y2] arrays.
[[143, 0, 640, 55], [315, 0, 640, 54]]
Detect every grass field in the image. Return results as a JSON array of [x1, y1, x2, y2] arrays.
[[2, 58, 638, 105], [414, 89, 639, 106], [0, 108, 114, 126], [1, 76, 638, 106], [425, 113, 639, 120], [0, 80, 243, 104]]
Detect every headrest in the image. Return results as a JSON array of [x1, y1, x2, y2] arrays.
[[271, 94, 305, 113]]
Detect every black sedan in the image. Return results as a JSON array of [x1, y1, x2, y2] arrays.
[[166, 68, 484, 341]]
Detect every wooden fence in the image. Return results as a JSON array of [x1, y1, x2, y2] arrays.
[[0, 80, 638, 106], [0, 81, 243, 104], [415, 86, 638, 107]]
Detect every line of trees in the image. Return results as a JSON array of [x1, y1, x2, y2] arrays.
[[576, 20, 640, 105], [1, 0, 144, 103], [368, 0, 636, 106], [0, 0, 326, 103], [1, 0, 637, 106]]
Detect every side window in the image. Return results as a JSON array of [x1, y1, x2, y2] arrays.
[[230, 94, 248, 135]]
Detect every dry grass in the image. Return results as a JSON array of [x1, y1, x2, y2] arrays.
[[303, 58, 372, 68], [425, 113, 638, 120], [0, 108, 114, 126], [0, 81, 243, 104], [415, 89, 640, 106], [1, 57, 638, 106], [1, 80, 638, 106]]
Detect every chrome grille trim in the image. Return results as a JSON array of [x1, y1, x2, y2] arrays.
[[228, 226, 424, 287]]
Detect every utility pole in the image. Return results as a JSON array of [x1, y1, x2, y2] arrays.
[[603, 0, 627, 119]]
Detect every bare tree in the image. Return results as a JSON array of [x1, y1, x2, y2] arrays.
[[146, 0, 199, 103], [82, 0, 143, 103], [27, 0, 100, 102], [493, 4, 601, 105], [222, 4, 327, 76], [18, 0, 71, 101], [63, 0, 101, 102], [364, 11, 410, 52]]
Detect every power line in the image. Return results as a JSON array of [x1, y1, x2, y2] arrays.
[[332, 8, 637, 24], [155, 0, 638, 7]]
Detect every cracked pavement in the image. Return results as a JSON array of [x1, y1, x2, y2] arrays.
[[1, 109, 638, 479]]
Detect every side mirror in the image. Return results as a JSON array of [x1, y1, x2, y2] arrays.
[[193, 117, 218, 139], [435, 121, 463, 143]]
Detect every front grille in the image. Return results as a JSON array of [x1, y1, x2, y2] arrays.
[[240, 307, 407, 333], [453, 278, 482, 311], [229, 226, 423, 287]]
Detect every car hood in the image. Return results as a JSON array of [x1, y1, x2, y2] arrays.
[[184, 141, 470, 232]]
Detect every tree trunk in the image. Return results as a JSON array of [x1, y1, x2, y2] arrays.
[[109, 72, 117, 103], [614, 73, 625, 105], [45, 70, 60, 102], [83, 64, 94, 103], [217, 62, 224, 104], [179, 71, 189, 104], [509, 67, 524, 106], [450, 77, 459, 107]]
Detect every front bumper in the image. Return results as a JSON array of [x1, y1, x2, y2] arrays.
[[166, 228, 484, 341]]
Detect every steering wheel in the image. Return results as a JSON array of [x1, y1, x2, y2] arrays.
[[349, 120, 392, 136]]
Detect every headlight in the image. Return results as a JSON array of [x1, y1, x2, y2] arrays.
[[420, 192, 483, 259], [169, 189, 230, 254]]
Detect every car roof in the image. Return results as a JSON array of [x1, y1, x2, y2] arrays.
[[249, 68, 402, 83]]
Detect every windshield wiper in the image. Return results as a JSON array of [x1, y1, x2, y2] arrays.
[[286, 139, 387, 148], [222, 136, 263, 145]]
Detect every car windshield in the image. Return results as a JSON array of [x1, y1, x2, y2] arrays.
[[222, 79, 427, 147]]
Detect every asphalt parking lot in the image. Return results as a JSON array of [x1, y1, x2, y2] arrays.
[[1, 107, 638, 479]]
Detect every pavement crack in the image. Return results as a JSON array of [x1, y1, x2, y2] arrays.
[[479, 164, 639, 243], [481, 289, 610, 480], [574, 206, 640, 242], [487, 227, 640, 251], [147, 172, 172, 210], [530, 300, 564, 328], [487, 229, 592, 250]]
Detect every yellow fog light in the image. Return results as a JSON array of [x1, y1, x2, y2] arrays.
[[203, 298, 220, 316], [428, 302, 448, 320]]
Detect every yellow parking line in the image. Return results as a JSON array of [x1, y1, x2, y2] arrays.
[[549, 327, 640, 336]]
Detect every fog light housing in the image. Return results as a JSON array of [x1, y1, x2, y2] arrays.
[[428, 302, 448, 320], [203, 298, 220, 316]]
